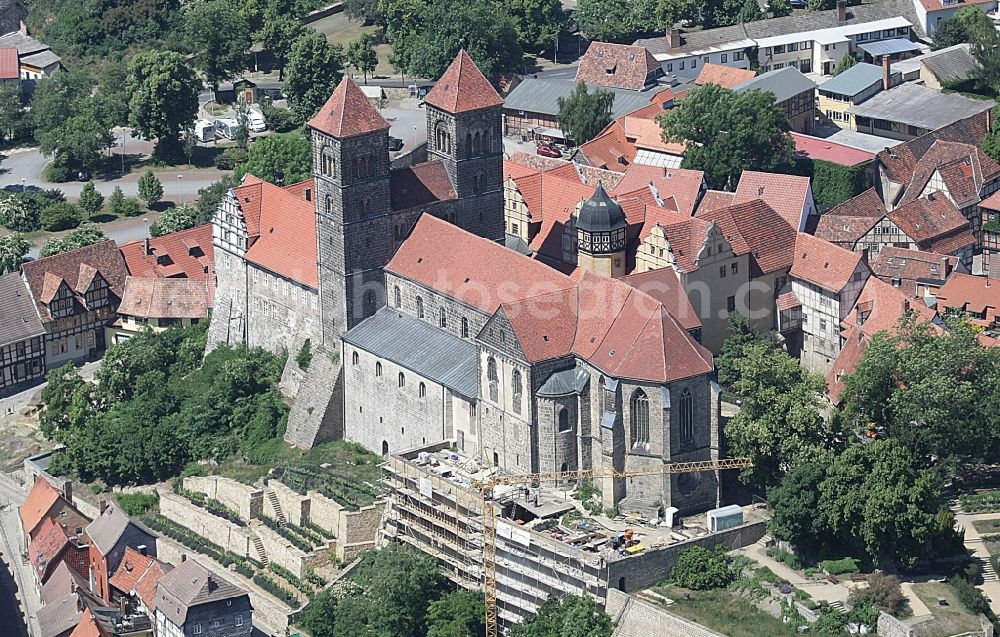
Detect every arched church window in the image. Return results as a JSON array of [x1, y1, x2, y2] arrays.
[[439, 307, 447, 328], [487, 357, 498, 403], [512, 370, 522, 415], [630, 389, 649, 445], [558, 408, 571, 432], [394, 285, 401, 308], [416, 296, 424, 319], [375, 361, 383, 377], [679, 388, 694, 443]]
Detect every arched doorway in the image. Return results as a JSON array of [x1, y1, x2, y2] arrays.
[[382, 440, 389, 455]]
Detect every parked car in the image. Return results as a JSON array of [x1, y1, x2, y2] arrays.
[[194, 119, 215, 142], [246, 107, 267, 133], [213, 118, 239, 140], [537, 144, 562, 158], [790, 0, 807, 7], [77, 170, 90, 181], [388, 136, 404, 151]]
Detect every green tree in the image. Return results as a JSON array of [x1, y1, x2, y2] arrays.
[[557, 82, 614, 145], [509, 0, 567, 51], [194, 176, 238, 225], [285, 31, 345, 122], [234, 100, 251, 150], [849, 573, 907, 617], [577, 0, 633, 42], [670, 545, 735, 590], [0, 82, 29, 143], [399, 0, 524, 79], [78, 182, 105, 219], [0, 232, 29, 274], [721, 338, 835, 487], [347, 34, 379, 84], [765, 458, 832, 555], [426, 590, 486, 637], [96, 58, 131, 129], [833, 53, 858, 76], [33, 71, 113, 178], [110, 186, 127, 216], [380, 0, 426, 74], [138, 170, 164, 207], [150, 204, 200, 237], [703, 0, 765, 27], [0, 195, 41, 232], [985, 120, 1000, 162], [715, 313, 772, 389], [659, 83, 794, 190], [126, 51, 201, 160], [769, 0, 792, 17], [933, 5, 997, 50], [40, 202, 83, 232], [40, 223, 107, 257], [235, 133, 311, 185], [39, 364, 86, 437], [185, 0, 251, 90], [260, 9, 305, 78], [510, 594, 613, 637]]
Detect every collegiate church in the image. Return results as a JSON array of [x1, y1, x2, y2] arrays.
[[208, 52, 723, 515]]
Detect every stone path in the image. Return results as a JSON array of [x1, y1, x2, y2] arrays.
[[735, 543, 853, 605], [954, 509, 1000, 615]]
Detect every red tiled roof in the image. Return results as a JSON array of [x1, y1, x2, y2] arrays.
[[509, 171, 595, 260], [626, 87, 678, 119], [981, 188, 1000, 211], [424, 50, 503, 113], [622, 116, 685, 154], [505, 152, 625, 190], [791, 232, 865, 293], [235, 175, 318, 288], [390, 161, 456, 210], [308, 77, 389, 138], [0, 47, 18, 80], [576, 43, 660, 90], [68, 608, 108, 637], [888, 192, 973, 251], [697, 199, 796, 274], [22, 240, 127, 323], [621, 267, 701, 331], [790, 132, 875, 167], [20, 477, 64, 537], [119, 277, 213, 319], [776, 288, 801, 311], [696, 190, 735, 214], [732, 171, 811, 230], [29, 517, 70, 580], [661, 217, 716, 273], [694, 63, 756, 89], [281, 178, 315, 199], [937, 272, 1000, 324], [814, 214, 879, 248], [898, 140, 988, 208], [826, 188, 886, 217], [119, 224, 213, 280], [503, 159, 540, 181], [919, 0, 993, 12], [611, 164, 704, 215], [110, 547, 159, 596], [870, 247, 957, 298], [579, 121, 635, 173], [134, 559, 171, 613]]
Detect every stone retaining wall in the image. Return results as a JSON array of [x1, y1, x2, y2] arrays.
[[159, 493, 253, 558], [268, 480, 310, 526], [337, 502, 383, 562], [252, 521, 310, 579], [183, 476, 263, 522]]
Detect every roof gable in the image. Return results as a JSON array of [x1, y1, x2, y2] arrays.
[[238, 175, 319, 288], [791, 232, 865, 293], [732, 171, 811, 230], [424, 50, 503, 113], [308, 77, 389, 138], [22, 240, 127, 323], [20, 477, 66, 536], [576, 43, 660, 91]]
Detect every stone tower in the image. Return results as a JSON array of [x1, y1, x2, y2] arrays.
[[309, 78, 392, 341], [423, 50, 506, 241], [576, 184, 627, 278]]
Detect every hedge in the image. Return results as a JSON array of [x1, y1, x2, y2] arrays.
[[268, 563, 316, 598], [819, 558, 859, 576], [960, 491, 1000, 513], [259, 514, 314, 552], [253, 572, 301, 608], [790, 158, 869, 208]]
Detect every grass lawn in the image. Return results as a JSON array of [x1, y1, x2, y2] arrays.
[[653, 585, 799, 637], [910, 582, 983, 637], [307, 13, 402, 79], [973, 518, 1000, 535]]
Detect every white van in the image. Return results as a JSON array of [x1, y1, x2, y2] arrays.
[[194, 119, 215, 142], [247, 106, 267, 133], [213, 118, 239, 139]]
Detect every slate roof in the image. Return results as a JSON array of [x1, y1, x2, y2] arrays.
[[343, 308, 479, 398], [0, 271, 43, 348], [503, 78, 657, 119], [694, 63, 756, 88], [791, 232, 865, 293], [0, 46, 18, 79], [576, 43, 661, 90], [635, 0, 925, 54], [86, 503, 148, 557], [857, 38, 920, 57], [818, 62, 887, 97], [22, 240, 127, 323], [697, 199, 797, 274], [537, 368, 590, 397], [38, 593, 84, 637], [119, 224, 213, 280], [308, 77, 389, 138], [424, 50, 503, 113], [155, 559, 249, 627], [731, 171, 812, 230], [389, 161, 457, 210], [41, 562, 90, 606], [734, 67, 817, 104], [848, 82, 994, 131]]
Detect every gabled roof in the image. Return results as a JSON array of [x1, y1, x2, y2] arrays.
[[576, 43, 660, 91], [41, 562, 90, 606], [826, 187, 885, 217], [697, 199, 797, 274], [119, 224, 213, 280], [68, 609, 108, 637], [155, 559, 249, 626], [814, 213, 879, 248], [389, 160, 456, 210], [424, 50, 503, 113], [659, 217, 717, 273], [119, 277, 213, 319], [818, 62, 887, 98], [29, 517, 72, 581], [136, 559, 172, 613], [897, 139, 993, 208], [110, 547, 162, 597], [86, 503, 150, 557], [38, 593, 84, 637], [870, 247, 957, 297], [22, 240, 127, 323], [734, 67, 816, 104], [20, 477, 67, 537], [233, 175, 318, 288], [694, 63, 756, 89], [0, 272, 44, 348], [513, 170, 596, 261], [696, 190, 736, 214], [921, 44, 978, 84], [611, 164, 704, 215], [791, 232, 865, 293], [0, 46, 18, 79], [937, 272, 1000, 325], [579, 121, 636, 173], [621, 267, 701, 332], [732, 171, 812, 230], [888, 192, 974, 252], [308, 77, 389, 138]]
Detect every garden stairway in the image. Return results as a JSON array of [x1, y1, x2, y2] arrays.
[[981, 555, 998, 583], [251, 532, 269, 565], [266, 490, 287, 524]]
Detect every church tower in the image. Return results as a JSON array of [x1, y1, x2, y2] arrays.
[[309, 78, 392, 343], [423, 50, 505, 242], [576, 184, 627, 278]]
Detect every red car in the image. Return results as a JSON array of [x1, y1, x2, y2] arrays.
[[537, 144, 562, 158]]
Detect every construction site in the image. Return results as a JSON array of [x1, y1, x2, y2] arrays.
[[381, 442, 767, 626]]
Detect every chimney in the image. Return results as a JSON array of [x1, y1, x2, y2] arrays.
[[666, 27, 681, 50], [180, 554, 187, 563], [99, 499, 108, 514], [304, 187, 312, 202], [881, 55, 890, 91], [989, 108, 994, 134], [837, 0, 847, 21], [138, 544, 147, 556], [144, 237, 152, 256], [62, 481, 72, 502]]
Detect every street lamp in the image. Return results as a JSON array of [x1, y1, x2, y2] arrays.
[[177, 175, 183, 204]]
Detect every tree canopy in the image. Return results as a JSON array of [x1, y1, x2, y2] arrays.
[[285, 31, 346, 121], [0, 232, 29, 275], [126, 51, 201, 159], [510, 595, 613, 637], [659, 84, 794, 190], [150, 204, 200, 237], [184, 0, 251, 89], [934, 6, 997, 50], [40, 224, 107, 257], [236, 132, 312, 185], [508, 0, 567, 52], [33, 70, 114, 178], [347, 34, 379, 84], [557, 82, 614, 145], [833, 53, 858, 76]]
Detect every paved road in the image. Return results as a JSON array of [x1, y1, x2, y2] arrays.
[[0, 475, 37, 637]]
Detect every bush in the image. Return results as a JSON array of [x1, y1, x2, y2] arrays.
[[253, 572, 300, 608], [671, 545, 734, 590], [117, 491, 159, 516], [819, 557, 859, 576], [296, 341, 312, 369], [0, 194, 41, 232], [949, 573, 991, 615], [766, 546, 803, 570], [40, 202, 83, 231], [120, 198, 143, 217], [149, 204, 199, 237], [78, 182, 104, 217], [849, 572, 906, 616], [215, 146, 249, 170]]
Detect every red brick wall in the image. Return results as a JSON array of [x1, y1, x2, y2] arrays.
[[88, 544, 109, 603]]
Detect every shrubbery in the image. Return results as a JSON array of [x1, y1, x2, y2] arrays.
[[117, 491, 159, 516], [254, 572, 301, 608], [671, 545, 735, 590], [819, 558, 859, 576], [849, 572, 906, 616]]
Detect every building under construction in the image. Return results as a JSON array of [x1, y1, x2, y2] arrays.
[[381, 443, 767, 624]]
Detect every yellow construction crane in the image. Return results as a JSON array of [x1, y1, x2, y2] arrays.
[[471, 457, 753, 637]]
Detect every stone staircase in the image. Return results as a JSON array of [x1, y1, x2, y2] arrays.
[[266, 490, 286, 524], [250, 532, 269, 565], [827, 600, 846, 613], [980, 555, 998, 582]]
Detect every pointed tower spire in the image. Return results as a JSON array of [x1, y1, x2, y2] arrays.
[[308, 77, 390, 138], [424, 50, 503, 114]]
